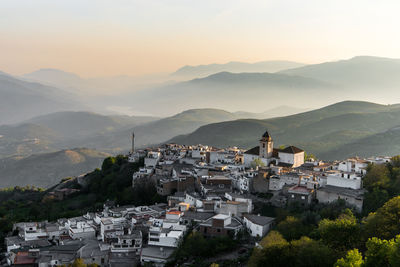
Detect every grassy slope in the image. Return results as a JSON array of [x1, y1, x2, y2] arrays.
[[0, 148, 110, 188]]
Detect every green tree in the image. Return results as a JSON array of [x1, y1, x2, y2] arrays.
[[291, 236, 336, 267], [318, 210, 361, 251], [391, 155, 400, 168], [363, 164, 390, 191], [335, 249, 364, 267], [304, 151, 316, 161], [71, 258, 87, 267], [389, 236, 400, 266], [364, 237, 394, 267], [251, 158, 265, 169], [363, 196, 400, 240], [248, 231, 290, 267], [101, 157, 117, 172], [363, 188, 389, 215], [276, 216, 314, 241]]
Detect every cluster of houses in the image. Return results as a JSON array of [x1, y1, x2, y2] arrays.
[[3, 130, 391, 266], [132, 130, 390, 213], [4, 194, 273, 267]]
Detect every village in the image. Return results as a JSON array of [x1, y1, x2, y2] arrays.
[[3, 130, 392, 267]]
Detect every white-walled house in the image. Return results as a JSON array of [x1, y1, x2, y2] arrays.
[[243, 214, 275, 238], [145, 152, 161, 167], [326, 171, 362, 189], [185, 193, 203, 208], [65, 218, 96, 240], [277, 146, 305, 168], [338, 158, 368, 174]]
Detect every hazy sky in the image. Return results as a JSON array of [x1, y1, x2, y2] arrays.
[[1, 0, 400, 77]]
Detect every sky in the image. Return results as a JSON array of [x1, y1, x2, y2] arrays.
[[1, 0, 400, 77]]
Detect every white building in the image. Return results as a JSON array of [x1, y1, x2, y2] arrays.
[[145, 152, 161, 167], [110, 230, 142, 255], [338, 158, 368, 175], [243, 214, 275, 238], [18, 222, 48, 241], [317, 185, 364, 212], [243, 130, 304, 168], [65, 218, 96, 240], [147, 212, 186, 248], [277, 146, 305, 168], [100, 217, 127, 242], [326, 171, 362, 189], [185, 193, 203, 208]]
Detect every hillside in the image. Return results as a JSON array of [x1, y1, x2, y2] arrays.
[[25, 111, 158, 139], [234, 106, 309, 119], [0, 148, 110, 188], [172, 60, 305, 78], [168, 101, 400, 159], [0, 111, 159, 159], [0, 72, 83, 125], [318, 126, 400, 160], [71, 108, 242, 153]]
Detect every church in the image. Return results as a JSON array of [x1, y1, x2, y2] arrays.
[[243, 130, 305, 168]]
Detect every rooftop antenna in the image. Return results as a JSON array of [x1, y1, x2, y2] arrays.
[[131, 131, 135, 154]]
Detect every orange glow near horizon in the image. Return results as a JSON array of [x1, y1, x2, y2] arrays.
[[1, 0, 400, 77]]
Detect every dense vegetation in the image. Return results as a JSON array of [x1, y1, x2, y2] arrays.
[[249, 156, 400, 266], [0, 155, 164, 246], [167, 229, 250, 267]]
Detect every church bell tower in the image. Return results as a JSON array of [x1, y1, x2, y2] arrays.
[[259, 130, 273, 158]]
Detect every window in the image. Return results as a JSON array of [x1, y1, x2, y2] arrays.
[[217, 229, 221, 233], [301, 196, 305, 200], [291, 194, 295, 198]]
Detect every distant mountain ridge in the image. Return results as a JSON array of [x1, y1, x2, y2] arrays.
[[280, 56, 400, 89], [23, 68, 84, 91], [129, 71, 331, 116], [0, 72, 84, 125], [172, 60, 305, 78], [168, 101, 400, 160]]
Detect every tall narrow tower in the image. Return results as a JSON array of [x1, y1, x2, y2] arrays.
[[259, 130, 273, 158], [131, 131, 135, 154]]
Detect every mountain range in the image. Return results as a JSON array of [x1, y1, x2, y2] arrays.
[[169, 101, 400, 160], [5, 56, 400, 122], [2, 56, 400, 188], [172, 60, 305, 78], [0, 72, 83, 125], [124, 56, 400, 116]]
